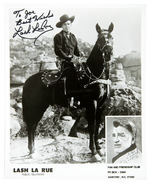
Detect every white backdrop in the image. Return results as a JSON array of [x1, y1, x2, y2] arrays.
[[1, 0, 150, 183]]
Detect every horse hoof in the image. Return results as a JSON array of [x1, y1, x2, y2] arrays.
[[27, 153, 33, 159], [28, 149, 35, 157], [29, 151, 39, 159], [28, 150, 35, 155], [97, 149, 105, 157], [91, 153, 102, 162], [97, 149, 103, 156]]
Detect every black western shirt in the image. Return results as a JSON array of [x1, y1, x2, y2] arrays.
[[54, 30, 80, 61]]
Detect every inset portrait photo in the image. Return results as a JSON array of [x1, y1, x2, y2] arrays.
[[106, 116, 142, 164]]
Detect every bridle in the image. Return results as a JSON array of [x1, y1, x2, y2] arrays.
[[83, 32, 113, 82]]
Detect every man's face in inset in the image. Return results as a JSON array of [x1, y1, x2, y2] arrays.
[[112, 126, 133, 155], [62, 20, 72, 32]]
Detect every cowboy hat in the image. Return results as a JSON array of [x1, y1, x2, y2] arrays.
[[113, 120, 137, 137], [56, 14, 75, 28]]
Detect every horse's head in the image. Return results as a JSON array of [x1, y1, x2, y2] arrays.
[[96, 23, 114, 61]]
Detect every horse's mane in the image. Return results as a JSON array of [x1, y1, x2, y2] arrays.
[[86, 41, 104, 78]]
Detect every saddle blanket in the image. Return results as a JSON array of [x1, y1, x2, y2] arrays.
[[41, 70, 61, 87]]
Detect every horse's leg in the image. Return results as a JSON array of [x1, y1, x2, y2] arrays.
[[25, 110, 45, 155], [27, 123, 37, 154], [99, 123, 105, 138], [95, 109, 103, 152], [86, 100, 97, 155], [69, 116, 81, 137], [28, 128, 35, 154]]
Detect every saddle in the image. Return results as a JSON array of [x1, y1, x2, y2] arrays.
[[41, 70, 62, 87], [41, 60, 86, 88]]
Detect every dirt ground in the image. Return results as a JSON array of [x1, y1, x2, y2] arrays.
[[10, 136, 106, 164]]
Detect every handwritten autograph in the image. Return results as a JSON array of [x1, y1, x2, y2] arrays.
[[13, 9, 54, 45]]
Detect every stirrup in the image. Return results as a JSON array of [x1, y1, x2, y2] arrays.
[[69, 98, 80, 109]]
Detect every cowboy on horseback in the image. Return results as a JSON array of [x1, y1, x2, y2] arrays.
[[23, 21, 114, 157], [54, 14, 84, 108]]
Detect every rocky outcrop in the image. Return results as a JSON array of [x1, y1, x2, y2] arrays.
[[110, 60, 127, 89], [117, 51, 141, 87], [10, 107, 21, 138], [101, 57, 141, 116]]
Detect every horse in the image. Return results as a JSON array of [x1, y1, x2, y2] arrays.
[[22, 23, 114, 159]]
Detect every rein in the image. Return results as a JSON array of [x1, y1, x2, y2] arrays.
[[83, 59, 111, 89], [83, 63, 105, 81], [82, 40, 113, 96], [83, 50, 112, 88], [83, 36, 112, 82]]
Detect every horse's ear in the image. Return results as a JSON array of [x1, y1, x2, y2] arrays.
[[108, 22, 114, 33], [96, 23, 102, 34]]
